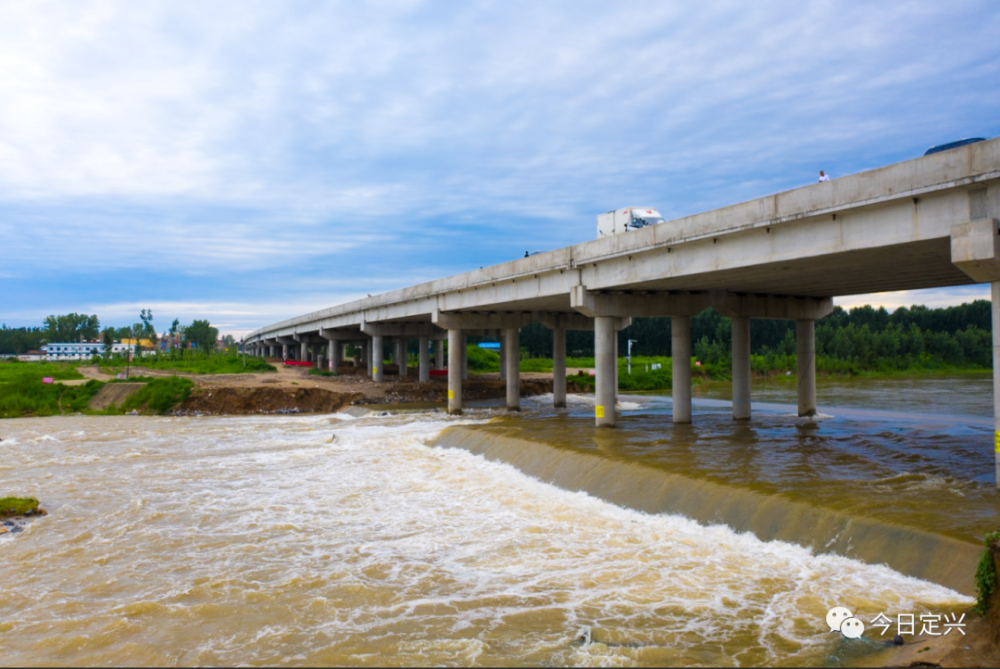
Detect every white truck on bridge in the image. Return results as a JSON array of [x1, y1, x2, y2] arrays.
[[597, 207, 664, 238]]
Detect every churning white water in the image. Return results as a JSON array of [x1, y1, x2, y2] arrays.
[[0, 412, 971, 666]]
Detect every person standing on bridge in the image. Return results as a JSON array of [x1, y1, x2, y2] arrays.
[[818, 170, 831, 182]]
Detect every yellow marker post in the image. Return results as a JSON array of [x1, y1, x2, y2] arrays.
[[995, 431, 1000, 453], [595, 405, 604, 418], [448, 390, 454, 399], [373, 367, 377, 375]]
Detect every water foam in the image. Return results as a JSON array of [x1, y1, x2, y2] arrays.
[[0, 413, 972, 667]]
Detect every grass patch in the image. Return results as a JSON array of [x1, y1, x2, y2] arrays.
[[308, 368, 337, 377], [975, 530, 1000, 615], [0, 359, 84, 383], [101, 352, 275, 375], [0, 496, 39, 517], [0, 378, 105, 418], [115, 377, 194, 415], [466, 346, 500, 373]]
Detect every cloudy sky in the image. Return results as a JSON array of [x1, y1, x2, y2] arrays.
[[2, 1, 999, 336]]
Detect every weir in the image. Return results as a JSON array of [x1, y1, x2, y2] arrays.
[[431, 423, 982, 595], [246, 138, 1000, 485]]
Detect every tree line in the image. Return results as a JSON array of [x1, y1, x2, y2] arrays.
[[0, 310, 229, 355]]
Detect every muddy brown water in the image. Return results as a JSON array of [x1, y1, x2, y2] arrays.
[[0, 374, 994, 666]]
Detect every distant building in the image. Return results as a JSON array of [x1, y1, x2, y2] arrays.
[[17, 350, 46, 362], [41, 341, 134, 360]]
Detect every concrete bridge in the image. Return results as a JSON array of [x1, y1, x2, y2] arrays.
[[247, 137, 1000, 481]]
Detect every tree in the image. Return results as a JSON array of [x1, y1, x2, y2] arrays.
[[185, 320, 218, 351], [139, 309, 157, 344], [44, 313, 100, 343], [102, 329, 115, 357]]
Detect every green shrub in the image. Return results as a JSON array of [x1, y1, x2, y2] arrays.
[[308, 368, 336, 377], [0, 496, 39, 516], [975, 530, 1000, 615], [116, 377, 194, 415], [466, 345, 500, 373]]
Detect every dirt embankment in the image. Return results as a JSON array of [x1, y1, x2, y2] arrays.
[[87, 383, 144, 411], [177, 386, 363, 415], [175, 377, 555, 415]]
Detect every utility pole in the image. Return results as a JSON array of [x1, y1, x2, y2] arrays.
[[627, 339, 638, 375]]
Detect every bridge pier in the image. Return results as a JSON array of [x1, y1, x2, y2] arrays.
[[435, 340, 445, 371], [282, 344, 288, 360], [553, 327, 566, 408], [499, 334, 506, 381], [448, 329, 463, 414], [398, 339, 408, 377], [505, 327, 520, 411], [797, 319, 817, 416], [595, 316, 616, 427], [372, 335, 384, 381], [419, 336, 430, 382], [732, 316, 751, 420], [672, 316, 692, 423]]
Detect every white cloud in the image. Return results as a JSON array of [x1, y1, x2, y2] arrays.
[[835, 286, 992, 312]]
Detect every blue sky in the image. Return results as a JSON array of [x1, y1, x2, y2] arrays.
[[2, 1, 999, 337]]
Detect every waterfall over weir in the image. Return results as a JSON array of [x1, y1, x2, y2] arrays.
[[431, 423, 981, 595]]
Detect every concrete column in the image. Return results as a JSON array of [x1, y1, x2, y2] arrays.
[[300, 341, 308, 362], [419, 336, 430, 382], [327, 340, 336, 372], [282, 344, 288, 360], [595, 316, 616, 427], [461, 334, 468, 380], [553, 327, 566, 408], [614, 333, 619, 402], [399, 339, 408, 377], [317, 354, 324, 371], [993, 282, 1000, 488], [372, 335, 384, 382], [796, 319, 817, 417], [391, 339, 400, 366], [505, 328, 520, 410], [312, 344, 321, 367], [363, 341, 371, 377], [671, 315, 692, 423], [499, 334, 507, 381], [435, 340, 445, 371], [448, 329, 463, 415], [732, 316, 751, 420]]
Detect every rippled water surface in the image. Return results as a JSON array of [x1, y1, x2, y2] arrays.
[[0, 403, 976, 667]]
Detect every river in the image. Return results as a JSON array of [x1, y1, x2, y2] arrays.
[[0, 374, 994, 666]]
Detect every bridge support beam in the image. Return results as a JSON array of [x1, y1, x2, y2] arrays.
[[448, 329, 463, 414], [505, 328, 520, 411], [595, 316, 616, 427], [553, 327, 566, 408], [672, 316, 692, 423], [797, 319, 817, 416], [732, 316, 751, 420], [372, 336, 384, 381], [419, 336, 430, 382]]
